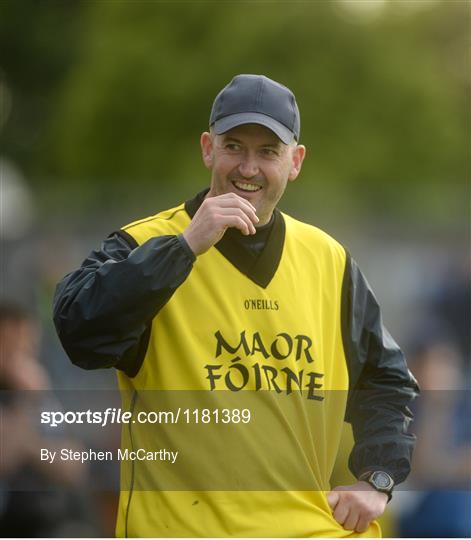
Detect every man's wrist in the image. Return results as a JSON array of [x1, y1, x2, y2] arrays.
[[358, 470, 394, 502], [177, 233, 197, 262]]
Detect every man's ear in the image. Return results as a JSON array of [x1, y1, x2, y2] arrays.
[[200, 132, 214, 169], [288, 144, 306, 182]]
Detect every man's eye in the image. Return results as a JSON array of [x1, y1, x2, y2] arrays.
[[226, 143, 241, 151], [261, 148, 278, 157]]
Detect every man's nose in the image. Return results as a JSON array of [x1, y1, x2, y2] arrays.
[[238, 153, 259, 178]]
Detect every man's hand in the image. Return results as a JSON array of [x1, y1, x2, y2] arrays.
[[183, 193, 259, 256], [327, 481, 388, 533]]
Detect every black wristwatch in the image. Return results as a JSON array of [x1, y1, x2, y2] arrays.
[[359, 471, 394, 502]]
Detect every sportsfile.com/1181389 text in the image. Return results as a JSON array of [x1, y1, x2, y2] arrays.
[[40, 407, 252, 427]]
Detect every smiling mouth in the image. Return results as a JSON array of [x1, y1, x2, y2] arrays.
[[232, 181, 262, 193]]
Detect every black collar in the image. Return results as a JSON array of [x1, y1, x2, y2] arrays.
[[185, 188, 285, 288]]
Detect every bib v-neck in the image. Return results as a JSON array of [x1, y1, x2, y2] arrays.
[[185, 188, 286, 288]]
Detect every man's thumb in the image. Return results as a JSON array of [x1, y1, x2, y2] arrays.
[[327, 490, 340, 509]]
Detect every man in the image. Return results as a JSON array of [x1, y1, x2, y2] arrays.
[[0, 303, 97, 536], [54, 74, 419, 537]]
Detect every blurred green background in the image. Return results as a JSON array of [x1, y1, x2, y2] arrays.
[[1, 0, 469, 233]]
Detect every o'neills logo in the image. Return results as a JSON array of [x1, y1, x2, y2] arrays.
[[244, 298, 279, 311], [204, 330, 324, 401]]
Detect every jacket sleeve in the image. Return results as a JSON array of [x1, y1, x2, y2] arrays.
[[53, 231, 195, 377], [342, 252, 420, 484]]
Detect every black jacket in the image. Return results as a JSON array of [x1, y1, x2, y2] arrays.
[[53, 189, 419, 484]]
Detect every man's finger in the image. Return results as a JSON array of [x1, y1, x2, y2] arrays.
[[343, 508, 360, 531], [355, 516, 371, 534], [326, 491, 339, 510], [215, 206, 258, 226], [216, 209, 257, 234], [222, 215, 252, 235], [212, 192, 257, 212], [333, 503, 349, 526]]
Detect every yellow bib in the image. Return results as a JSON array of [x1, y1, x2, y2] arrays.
[[115, 203, 381, 538]]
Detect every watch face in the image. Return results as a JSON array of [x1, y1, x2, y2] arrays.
[[372, 471, 393, 490]]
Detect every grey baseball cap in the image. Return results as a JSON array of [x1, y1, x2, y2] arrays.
[[209, 74, 300, 144]]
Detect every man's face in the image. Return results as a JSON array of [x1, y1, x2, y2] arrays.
[[201, 124, 306, 226]]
